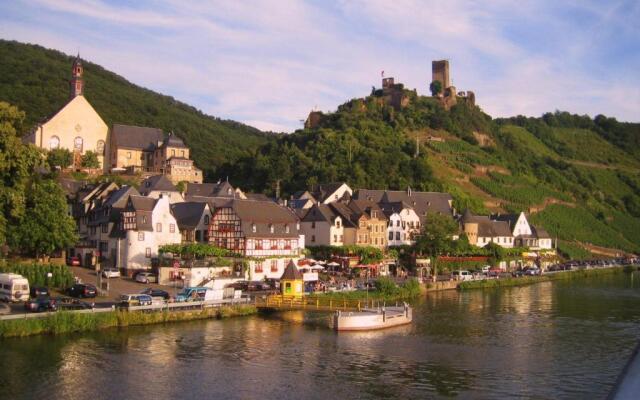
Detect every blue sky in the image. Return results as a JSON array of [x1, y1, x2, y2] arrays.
[[1, 0, 638, 132]]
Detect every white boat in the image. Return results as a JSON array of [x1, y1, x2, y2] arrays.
[[334, 303, 412, 331]]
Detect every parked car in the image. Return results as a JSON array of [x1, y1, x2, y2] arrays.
[[119, 294, 153, 307], [524, 267, 541, 276], [24, 297, 57, 312], [66, 283, 97, 298], [140, 288, 170, 300], [135, 272, 157, 284], [67, 256, 81, 266], [264, 278, 281, 290], [30, 286, 49, 298], [228, 281, 249, 291], [487, 267, 502, 278], [481, 265, 491, 274], [0, 303, 10, 315], [55, 296, 93, 310], [248, 281, 272, 291], [452, 270, 473, 281], [176, 287, 216, 302], [101, 268, 120, 279]]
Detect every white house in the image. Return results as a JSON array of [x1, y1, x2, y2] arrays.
[[461, 210, 514, 248], [492, 212, 553, 250], [382, 203, 421, 246], [310, 182, 353, 204], [139, 175, 184, 204], [300, 204, 346, 246], [171, 201, 213, 243], [117, 195, 181, 276]]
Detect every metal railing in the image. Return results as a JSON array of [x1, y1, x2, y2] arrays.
[[254, 295, 387, 312]]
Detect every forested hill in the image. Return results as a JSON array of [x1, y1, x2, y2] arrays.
[[226, 85, 640, 256], [0, 40, 272, 177]]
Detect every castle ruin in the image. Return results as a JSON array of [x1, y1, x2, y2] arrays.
[[431, 59, 475, 109]]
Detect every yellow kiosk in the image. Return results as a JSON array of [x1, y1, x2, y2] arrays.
[[281, 260, 304, 297]]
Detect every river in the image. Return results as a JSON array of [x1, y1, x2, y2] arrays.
[[2, 272, 640, 399]]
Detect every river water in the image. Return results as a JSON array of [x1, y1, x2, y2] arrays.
[[2, 272, 640, 399]]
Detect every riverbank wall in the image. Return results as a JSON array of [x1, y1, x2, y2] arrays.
[[0, 304, 257, 339], [458, 266, 631, 291]]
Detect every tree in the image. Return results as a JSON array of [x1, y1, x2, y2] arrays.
[[80, 150, 100, 169], [485, 242, 505, 266], [8, 179, 78, 258], [429, 80, 443, 96], [0, 102, 43, 245], [175, 180, 188, 193], [415, 213, 458, 257], [47, 148, 72, 169]]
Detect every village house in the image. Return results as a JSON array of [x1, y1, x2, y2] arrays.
[[139, 175, 184, 204], [381, 202, 421, 246], [326, 199, 388, 249], [460, 210, 514, 248], [491, 212, 553, 250], [299, 203, 350, 246], [170, 202, 212, 243], [208, 199, 304, 281], [298, 182, 353, 205], [116, 195, 181, 276]]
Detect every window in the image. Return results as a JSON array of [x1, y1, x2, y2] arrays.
[[389, 232, 393, 240], [255, 263, 263, 273], [396, 232, 400, 240], [195, 230, 201, 242], [145, 248, 151, 258], [138, 232, 145, 241], [101, 224, 108, 233], [74, 136, 83, 152], [96, 140, 105, 155], [171, 149, 175, 157], [311, 235, 316, 242], [181, 150, 185, 157], [127, 152, 132, 159], [296, 222, 300, 230], [311, 222, 316, 229], [271, 259, 278, 272], [269, 224, 274, 233], [49, 136, 60, 150], [204, 215, 210, 225], [396, 220, 400, 227], [170, 223, 175, 233], [285, 225, 290, 233], [142, 216, 147, 224], [156, 223, 162, 232], [333, 234, 337, 243], [252, 224, 257, 233], [336, 220, 341, 228]]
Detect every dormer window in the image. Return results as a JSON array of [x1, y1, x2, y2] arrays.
[[296, 222, 300, 230], [227, 188, 232, 195], [142, 216, 147, 224], [269, 224, 274, 233], [252, 223, 256, 233], [285, 225, 290, 233]]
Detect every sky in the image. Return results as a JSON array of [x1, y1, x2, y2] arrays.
[[1, 0, 638, 132]]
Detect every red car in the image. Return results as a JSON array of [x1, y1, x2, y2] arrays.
[[67, 256, 81, 266]]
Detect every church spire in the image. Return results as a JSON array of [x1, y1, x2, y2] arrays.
[[70, 54, 84, 98]]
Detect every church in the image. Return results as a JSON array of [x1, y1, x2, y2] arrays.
[[25, 56, 110, 172], [25, 56, 202, 183]]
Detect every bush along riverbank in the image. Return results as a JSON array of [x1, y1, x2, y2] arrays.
[[311, 277, 423, 302], [0, 304, 257, 339], [458, 266, 630, 291]]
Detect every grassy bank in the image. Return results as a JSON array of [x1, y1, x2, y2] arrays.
[[458, 266, 630, 291], [0, 305, 257, 339]]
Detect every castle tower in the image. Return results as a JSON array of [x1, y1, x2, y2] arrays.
[[432, 60, 450, 91], [70, 55, 84, 98]]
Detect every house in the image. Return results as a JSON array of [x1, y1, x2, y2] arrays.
[[309, 183, 352, 204], [185, 181, 246, 200], [208, 199, 304, 281], [86, 185, 140, 267], [139, 175, 184, 204], [353, 188, 454, 223], [460, 210, 514, 248], [152, 133, 202, 184], [491, 212, 553, 250], [300, 203, 350, 246], [171, 202, 212, 243], [325, 200, 388, 249], [24, 56, 110, 172], [117, 195, 181, 276], [110, 124, 163, 173], [289, 191, 316, 210], [380, 202, 421, 246]]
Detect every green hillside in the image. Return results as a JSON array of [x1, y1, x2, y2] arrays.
[[228, 88, 640, 254], [0, 40, 272, 178]]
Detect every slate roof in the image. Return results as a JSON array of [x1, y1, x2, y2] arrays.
[[353, 189, 453, 221], [244, 193, 272, 202], [140, 175, 178, 194], [217, 199, 301, 238], [185, 182, 236, 198], [124, 195, 157, 232], [531, 225, 551, 239], [348, 199, 388, 221], [90, 186, 139, 226], [461, 211, 512, 238], [301, 204, 339, 223], [310, 182, 350, 203], [326, 201, 359, 227], [171, 202, 207, 230], [281, 260, 303, 280], [162, 132, 187, 148], [112, 124, 164, 151]]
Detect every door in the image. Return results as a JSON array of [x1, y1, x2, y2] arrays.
[[285, 282, 292, 294]]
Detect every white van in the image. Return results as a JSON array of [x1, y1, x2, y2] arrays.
[[452, 270, 473, 281], [0, 273, 30, 302]]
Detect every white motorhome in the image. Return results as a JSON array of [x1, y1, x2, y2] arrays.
[[0, 273, 30, 302]]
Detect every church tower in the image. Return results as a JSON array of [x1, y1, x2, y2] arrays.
[[70, 55, 84, 98]]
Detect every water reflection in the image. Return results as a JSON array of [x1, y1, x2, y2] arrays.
[[1, 273, 640, 399]]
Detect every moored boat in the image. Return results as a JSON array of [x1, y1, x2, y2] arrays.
[[334, 303, 412, 331]]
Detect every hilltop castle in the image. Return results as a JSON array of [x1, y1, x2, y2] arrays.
[[431, 59, 475, 109]]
